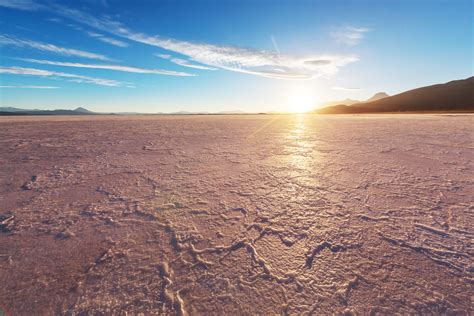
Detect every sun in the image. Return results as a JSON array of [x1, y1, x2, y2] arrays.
[[287, 92, 316, 113]]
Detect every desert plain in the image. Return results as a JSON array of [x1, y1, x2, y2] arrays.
[[0, 114, 472, 315]]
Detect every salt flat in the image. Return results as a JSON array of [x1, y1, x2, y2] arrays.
[[0, 114, 472, 315]]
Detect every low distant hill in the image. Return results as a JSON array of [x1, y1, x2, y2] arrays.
[[366, 92, 389, 102], [73, 107, 94, 114], [169, 111, 210, 115], [0, 106, 42, 112], [218, 110, 246, 114], [321, 92, 389, 108], [0, 111, 29, 116], [0, 107, 252, 116], [317, 77, 474, 114], [0, 107, 98, 116], [322, 98, 361, 107]]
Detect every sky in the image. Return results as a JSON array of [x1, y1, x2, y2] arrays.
[[0, 0, 472, 113]]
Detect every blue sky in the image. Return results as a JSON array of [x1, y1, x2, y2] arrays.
[[0, 0, 472, 113]]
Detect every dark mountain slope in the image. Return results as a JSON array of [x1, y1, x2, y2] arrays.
[[317, 77, 474, 114]]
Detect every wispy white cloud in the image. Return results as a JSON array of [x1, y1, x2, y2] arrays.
[[112, 29, 357, 79], [330, 26, 370, 46], [87, 31, 129, 47], [0, 0, 43, 11], [171, 58, 218, 71], [83, 0, 108, 7], [332, 86, 362, 91], [46, 18, 129, 48], [0, 34, 111, 60], [0, 66, 125, 86], [19, 58, 195, 76], [46, 17, 62, 23], [270, 35, 280, 54], [0, 85, 59, 89], [64, 23, 84, 32], [1, 2, 355, 79], [154, 54, 217, 71], [0, 1, 359, 79]]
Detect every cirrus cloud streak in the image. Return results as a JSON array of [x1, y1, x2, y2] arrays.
[[330, 26, 370, 46], [19, 58, 195, 76], [0, 1, 359, 80], [0, 34, 112, 61], [155, 54, 217, 71], [86, 31, 129, 47], [0, 85, 58, 88], [0, 66, 126, 86]]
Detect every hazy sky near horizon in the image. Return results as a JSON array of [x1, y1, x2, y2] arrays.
[[0, 0, 472, 113]]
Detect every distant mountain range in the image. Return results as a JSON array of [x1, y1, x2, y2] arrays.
[[0, 107, 97, 116], [366, 92, 390, 102], [2, 78, 472, 115], [0, 106, 248, 116], [321, 92, 390, 108], [322, 98, 360, 107], [317, 77, 474, 114], [73, 107, 94, 114]]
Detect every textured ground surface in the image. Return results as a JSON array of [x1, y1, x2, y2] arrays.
[[0, 114, 472, 315]]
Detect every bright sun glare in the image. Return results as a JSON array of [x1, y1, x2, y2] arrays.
[[287, 91, 315, 113]]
